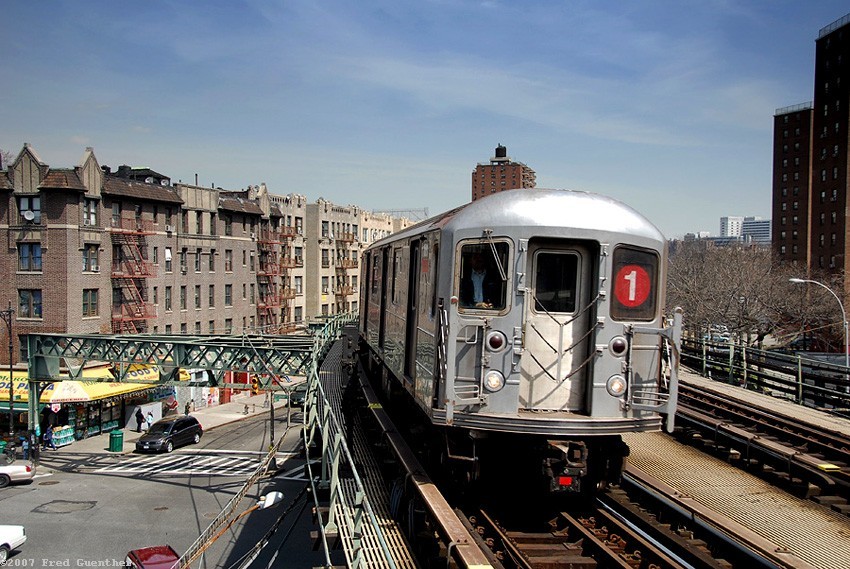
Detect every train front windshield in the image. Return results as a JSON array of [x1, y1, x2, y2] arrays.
[[458, 242, 509, 311]]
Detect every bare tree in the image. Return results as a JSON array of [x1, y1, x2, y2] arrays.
[[0, 148, 13, 170], [666, 241, 844, 350]]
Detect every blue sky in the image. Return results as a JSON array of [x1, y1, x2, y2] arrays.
[[2, 1, 848, 238]]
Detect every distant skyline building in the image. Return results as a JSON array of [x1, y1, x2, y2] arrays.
[[773, 12, 850, 283], [721, 215, 771, 244], [471, 144, 536, 202], [720, 216, 744, 237]]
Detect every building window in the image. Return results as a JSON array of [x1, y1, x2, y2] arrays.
[[209, 249, 216, 271], [250, 284, 255, 304], [294, 306, 303, 322], [295, 216, 303, 235], [210, 213, 217, 235], [225, 284, 232, 306], [321, 249, 329, 268], [182, 210, 189, 233], [111, 202, 121, 226], [195, 248, 202, 272], [180, 248, 188, 273], [181, 323, 187, 334], [209, 285, 215, 307], [224, 215, 232, 236], [83, 199, 98, 226], [322, 276, 329, 294], [242, 283, 246, 300], [166, 207, 174, 227], [165, 325, 172, 334], [195, 321, 201, 334], [153, 247, 159, 264], [196, 212, 203, 235], [83, 244, 98, 272], [209, 320, 215, 333], [18, 196, 41, 224], [180, 285, 187, 310], [165, 286, 172, 311], [295, 276, 303, 294], [249, 253, 255, 271], [19, 243, 42, 271], [242, 250, 247, 266], [153, 286, 158, 305], [225, 318, 233, 334], [195, 285, 201, 309], [19, 289, 42, 319], [322, 221, 329, 238], [165, 247, 173, 272], [225, 250, 233, 272], [82, 289, 98, 317]]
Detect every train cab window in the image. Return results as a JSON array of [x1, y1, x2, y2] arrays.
[[458, 242, 508, 311], [533, 252, 578, 313], [610, 246, 658, 322]]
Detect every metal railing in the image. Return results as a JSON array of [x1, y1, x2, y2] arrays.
[[302, 311, 403, 568], [681, 337, 850, 411]]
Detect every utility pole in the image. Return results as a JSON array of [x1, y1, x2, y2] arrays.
[[0, 302, 14, 437]]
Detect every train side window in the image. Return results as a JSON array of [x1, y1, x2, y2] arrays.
[[610, 246, 658, 322], [430, 243, 439, 318], [391, 248, 401, 304], [533, 252, 578, 313], [458, 242, 508, 311]]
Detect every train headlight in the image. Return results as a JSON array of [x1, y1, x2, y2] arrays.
[[484, 370, 506, 392], [609, 336, 628, 356], [606, 375, 627, 397], [485, 330, 508, 352]]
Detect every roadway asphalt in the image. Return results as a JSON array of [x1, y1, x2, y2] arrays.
[[36, 392, 294, 457]]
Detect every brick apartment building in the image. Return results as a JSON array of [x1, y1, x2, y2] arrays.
[[773, 12, 850, 288], [471, 144, 536, 202], [0, 143, 408, 365]]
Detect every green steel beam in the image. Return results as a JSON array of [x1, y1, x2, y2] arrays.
[[27, 333, 314, 388]]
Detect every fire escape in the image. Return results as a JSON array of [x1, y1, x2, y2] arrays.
[[334, 229, 357, 312], [257, 223, 300, 334], [110, 217, 156, 333]]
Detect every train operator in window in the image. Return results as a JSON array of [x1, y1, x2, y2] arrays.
[[459, 247, 504, 309]]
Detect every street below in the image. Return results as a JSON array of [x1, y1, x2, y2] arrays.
[[0, 412, 329, 568]]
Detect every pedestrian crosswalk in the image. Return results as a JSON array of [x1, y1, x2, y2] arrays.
[[92, 449, 305, 478]]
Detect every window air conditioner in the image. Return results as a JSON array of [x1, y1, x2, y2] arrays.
[[165, 225, 175, 233], [92, 265, 100, 272], [83, 219, 92, 226], [251, 232, 256, 239]]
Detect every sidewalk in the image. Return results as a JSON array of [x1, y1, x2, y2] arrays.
[[43, 392, 298, 456]]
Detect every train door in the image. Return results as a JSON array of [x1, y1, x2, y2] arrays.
[[378, 247, 390, 350], [520, 241, 593, 411], [404, 240, 421, 381]]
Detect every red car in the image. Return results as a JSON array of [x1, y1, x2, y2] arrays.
[[125, 545, 180, 569]]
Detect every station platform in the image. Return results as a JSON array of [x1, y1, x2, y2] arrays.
[[622, 368, 850, 569]]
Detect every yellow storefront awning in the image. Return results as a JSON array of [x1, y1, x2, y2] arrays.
[[0, 365, 156, 404]]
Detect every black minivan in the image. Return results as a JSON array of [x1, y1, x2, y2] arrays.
[[135, 416, 203, 453]]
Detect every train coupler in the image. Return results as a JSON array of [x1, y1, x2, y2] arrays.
[[545, 441, 588, 493]]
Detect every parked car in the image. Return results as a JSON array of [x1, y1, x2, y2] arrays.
[[0, 463, 34, 488], [125, 544, 180, 569], [0, 525, 26, 563], [135, 416, 202, 453], [288, 382, 308, 407]]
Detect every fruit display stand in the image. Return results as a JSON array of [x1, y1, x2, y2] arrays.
[[53, 426, 74, 447]]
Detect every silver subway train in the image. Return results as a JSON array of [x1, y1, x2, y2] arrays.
[[358, 189, 681, 493]]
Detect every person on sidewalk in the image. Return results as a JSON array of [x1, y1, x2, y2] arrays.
[[145, 411, 154, 431], [42, 426, 56, 451], [135, 408, 144, 433]]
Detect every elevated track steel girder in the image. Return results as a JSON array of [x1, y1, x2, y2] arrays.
[[26, 333, 314, 387]]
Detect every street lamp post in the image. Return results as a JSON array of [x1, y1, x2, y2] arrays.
[[0, 302, 14, 437], [790, 278, 850, 373]]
